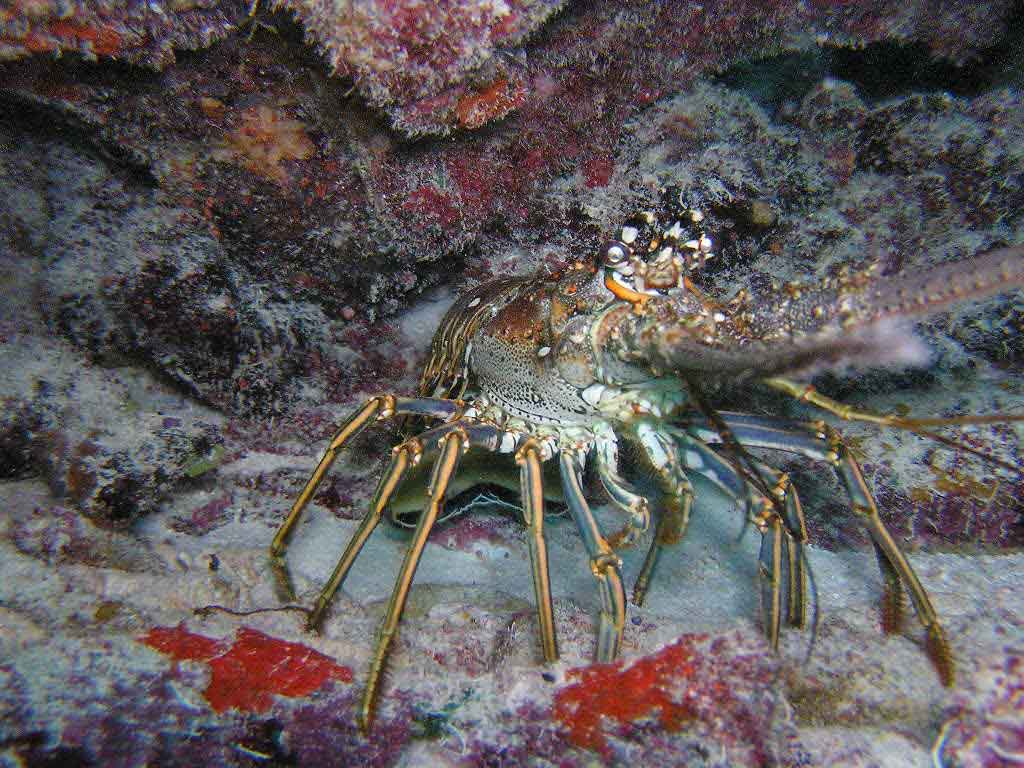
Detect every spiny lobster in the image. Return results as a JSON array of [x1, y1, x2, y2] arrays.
[[270, 187, 1024, 730]]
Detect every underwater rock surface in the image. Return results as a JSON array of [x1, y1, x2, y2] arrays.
[[1, 0, 1023, 764], [2, 474, 1024, 766]]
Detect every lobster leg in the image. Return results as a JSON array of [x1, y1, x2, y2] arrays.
[[362, 429, 467, 731], [765, 377, 1024, 474], [306, 442, 417, 630], [667, 429, 808, 632], [680, 414, 952, 685], [308, 418, 502, 631], [754, 464, 808, 632], [825, 425, 953, 686], [270, 394, 463, 596], [758, 514, 785, 648], [593, 429, 650, 549], [559, 449, 626, 663], [630, 423, 694, 608], [516, 439, 559, 663], [632, 514, 667, 609]]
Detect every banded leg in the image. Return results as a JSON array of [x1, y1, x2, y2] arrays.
[[270, 394, 463, 595], [362, 429, 467, 731], [686, 413, 908, 622], [593, 429, 650, 549], [631, 422, 694, 608], [683, 414, 908, 633], [825, 424, 953, 685], [759, 514, 784, 648], [747, 466, 809, 644], [765, 376, 1024, 474], [668, 428, 808, 634], [307, 441, 419, 630], [753, 463, 808, 634], [681, 413, 951, 684], [559, 450, 626, 663], [516, 439, 559, 662], [310, 418, 500, 631]]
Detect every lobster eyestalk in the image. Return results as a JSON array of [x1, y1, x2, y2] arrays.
[[604, 244, 1024, 382]]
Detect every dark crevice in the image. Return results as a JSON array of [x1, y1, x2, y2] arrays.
[[828, 40, 1010, 100], [716, 3, 1024, 113], [714, 50, 829, 115], [0, 88, 159, 186]]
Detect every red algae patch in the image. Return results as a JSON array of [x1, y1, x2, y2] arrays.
[[553, 635, 702, 753], [553, 633, 775, 760], [455, 78, 526, 129], [141, 624, 352, 713]]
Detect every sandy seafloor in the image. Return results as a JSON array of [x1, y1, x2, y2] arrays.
[[1, 314, 1023, 766]]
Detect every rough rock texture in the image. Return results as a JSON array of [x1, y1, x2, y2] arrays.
[[1, 0, 1023, 764], [2, 472, 1024, 766], [3, 0, 1017, 134], [0, 0, 249, 67]]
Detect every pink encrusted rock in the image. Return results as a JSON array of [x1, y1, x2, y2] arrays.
[[0, 0, 246, 67], [275, 0, 1018, 135], [279, 0, 562, 135], [939, 647, 1024, 767], [3, 0, 1017, 138]]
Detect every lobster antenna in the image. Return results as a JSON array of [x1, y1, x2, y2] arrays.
[[683, 375, 783, 515], [764, 377, 1024, 477]]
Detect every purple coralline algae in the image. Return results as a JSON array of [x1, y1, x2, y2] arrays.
[[939, 645, 1024, 767], [0, 0, 247, 67]]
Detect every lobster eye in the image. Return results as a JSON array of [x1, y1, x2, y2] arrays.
[[602, 241, 629, 267]]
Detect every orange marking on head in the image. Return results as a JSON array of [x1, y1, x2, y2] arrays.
[[604, 272, 650, 305]]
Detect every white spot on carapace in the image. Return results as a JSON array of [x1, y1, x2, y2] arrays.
[[537, 346, 551, 358], [636, 423, 669, 466], [684, 450, 703, 469], [467, 297, 481, 308], [713, 312, 726, 322], [499, 432, 516, 453], [665, 222, 684, 240], [684, 239, 700, 251], [620, 226, 639, 244], [605, 244, 628, 263], [581, 384, 606, 407], [699, 235, 713, 253], [689, 209, 704, 223]]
